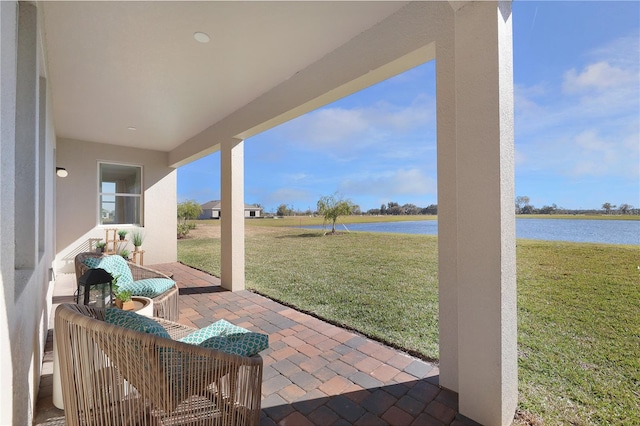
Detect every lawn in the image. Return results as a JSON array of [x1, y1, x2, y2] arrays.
[[178, 221, 640, 424], [247, 214, 438, 228]]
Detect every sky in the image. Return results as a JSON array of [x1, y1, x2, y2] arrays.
[[178, 1, 640, 213]]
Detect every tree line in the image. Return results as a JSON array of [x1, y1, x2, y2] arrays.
[[275, 196, 638, 217], [515, 196, 638, 215], [274, 201, 438, 217]]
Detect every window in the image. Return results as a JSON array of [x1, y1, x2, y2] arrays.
[[99, 162, 142, 225]]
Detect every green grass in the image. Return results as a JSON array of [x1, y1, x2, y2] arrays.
[[241, 214, 640, 230], [178, 225, 640, 424], [246, 214, 437, 228], [516, 241, 639, 424], [179, 228, 440, 358]]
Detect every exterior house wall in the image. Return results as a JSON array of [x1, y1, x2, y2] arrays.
[[200, 208, 219, 219], [55, 138, 178, 273], [245, 209, 260, 218], [197, 205, 260, 219], [0, 2, 57, 424]]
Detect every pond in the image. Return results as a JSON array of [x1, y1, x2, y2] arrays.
[[302, 218, 640, 245]]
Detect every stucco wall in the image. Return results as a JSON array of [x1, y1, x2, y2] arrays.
[[55, 139, 177, 273], [199, 208, 219, 219], [0, 2, 58, 424]]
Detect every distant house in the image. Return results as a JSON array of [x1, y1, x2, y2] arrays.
[[199, 200, 262, 219]]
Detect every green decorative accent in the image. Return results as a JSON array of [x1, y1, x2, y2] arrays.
[[119, 278, 175, 298], [131, 228, 145, 247], [179, 319, 268, 357], [105, 308, 170, 338], [83, 255, 134, 285]]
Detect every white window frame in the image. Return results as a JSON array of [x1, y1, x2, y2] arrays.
[[97, 161, 143, 226]]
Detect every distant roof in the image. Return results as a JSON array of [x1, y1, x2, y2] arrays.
[[201, 200, 261, 210]]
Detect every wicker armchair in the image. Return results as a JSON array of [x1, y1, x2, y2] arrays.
[[55, 303, 264, 426], [75, 252, 179, 321]]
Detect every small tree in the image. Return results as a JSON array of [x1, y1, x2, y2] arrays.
[[618, 203, 632, 215], [178, 200, 202, 223], [515, 195, 530, 214], [602, 202, 615, 215], [317, 193, 355, 234], [520, 204, 535, 214], [177, 200, 202, 238], [276, 204, 289, 217]]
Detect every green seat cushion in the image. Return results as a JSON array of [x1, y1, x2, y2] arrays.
[[179, 319, 268, 357], [119, 278, 175, 298], [83, 255, 134, 286], [105, 308, 170, 339]]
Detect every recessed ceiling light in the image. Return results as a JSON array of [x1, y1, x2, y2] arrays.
[[193, 31, 210, 43], [127, 127, 137, 131]]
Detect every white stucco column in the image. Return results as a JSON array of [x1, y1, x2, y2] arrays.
[[220, 138, 245, 291], [436, 2, 459, 393], [437, 2, 517, 425]]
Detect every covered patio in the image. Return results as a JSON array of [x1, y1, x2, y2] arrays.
[[34, 263, 480, 426], [2, 1, 516, 424]]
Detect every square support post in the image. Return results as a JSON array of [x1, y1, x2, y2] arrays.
[[220, 138, 245, 291], [437, 2, 517, 425]]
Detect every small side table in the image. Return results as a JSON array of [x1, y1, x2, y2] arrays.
[[131, 296, 153, 317], [131, 249, 145, 266]]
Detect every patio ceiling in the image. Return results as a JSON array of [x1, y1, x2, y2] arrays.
[[40, 1, 438, 165]]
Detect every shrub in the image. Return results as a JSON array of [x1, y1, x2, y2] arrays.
[[131, 227, 145, 247], [177, 223, 191, 239]]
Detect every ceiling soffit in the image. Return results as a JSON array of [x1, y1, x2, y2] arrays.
[[42, 2, 410, 153]]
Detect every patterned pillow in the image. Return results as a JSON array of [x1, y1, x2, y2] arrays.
[[105, 308, 170, 339], [83, 255, 134, 285], [119, 278, 175, 298], [179, 319, 268, 357]]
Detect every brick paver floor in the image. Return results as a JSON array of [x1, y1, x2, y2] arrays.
[[34, 262, 480, 426]]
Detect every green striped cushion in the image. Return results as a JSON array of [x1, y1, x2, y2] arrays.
[[83, 255, 134, 285], [179, 319, 268, 357], [105, 308, 170, 339], [119, 278, 175, 298]]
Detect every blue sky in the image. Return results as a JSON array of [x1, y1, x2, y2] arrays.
[[178, 1, 640, 213]]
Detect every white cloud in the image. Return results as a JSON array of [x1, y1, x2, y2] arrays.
[[284, 173, 310, 181], [569, 130, 623, 177], [178, 187, 218, 204], [589, 33, 640, 71], [516, 32, 639, 185], [519, 128, 639, 180], [339, 168, 436, 198], [514, 83, 548, 118], [277, 96, 435, 156], [514, 148, 526, 166], [518, 31, 638, 122], [262, 188, 315, 208], [562, 61, 635, 94]]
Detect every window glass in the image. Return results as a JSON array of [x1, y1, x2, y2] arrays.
[[99, 163, 142, 225]]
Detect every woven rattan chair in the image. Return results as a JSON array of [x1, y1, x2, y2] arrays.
[[75, 252, 179, 321], [55, 303, 264, 426]]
